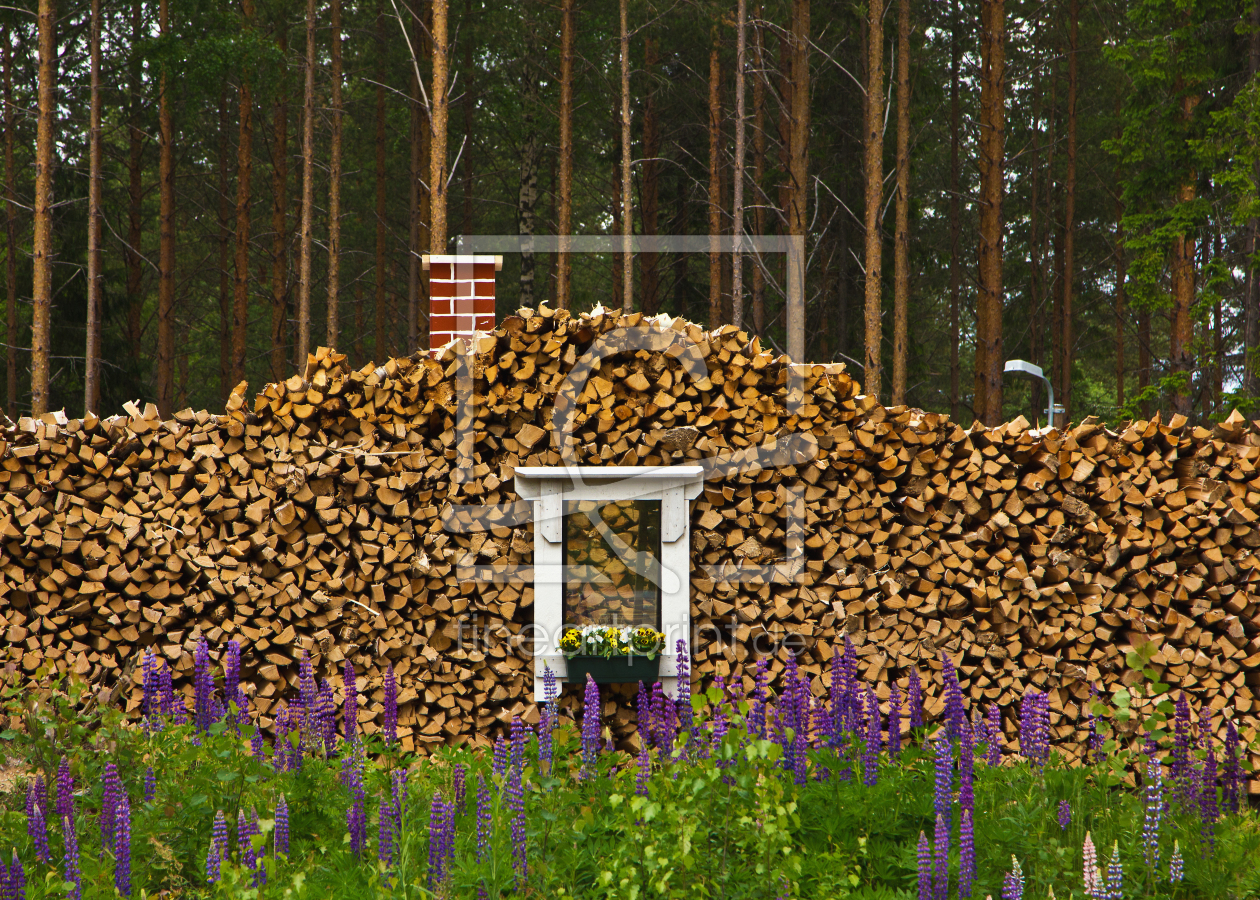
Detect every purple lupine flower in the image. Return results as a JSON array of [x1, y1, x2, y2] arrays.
[[316, 679, 337, 756], [391, 768, 408, 830], [238, 808, 254, 866], [223, 640, 243, 725], [206, 841, 221, 884], [651, 680, 676, 757], [427, 793, 448, 888], [298, 650, 316, 715], [342, 659, 358, 744], [493, 734, 509, 776], [636, 737, 651, 796], [143, 767, 155, 803], [908, 668, 924, 731], [933, 736, 953, 823], [275, 794, 290, 857], [507, 748, 527, 884], [675, 638, 693, 734], [840, 636, 860, 731], [510, 716, 526, 774], [378, 794, 396, 868], [245, 807, 266, 888], [940, 652, 966, 742], [1223, 719, 1243, 815], [142, 650, 161, 731], [475, 774, 491, 863], [9, 849, 23, 900], [1001, 856, 1024, 900], [212, 810, 229, 859], [1200, 745, 1219, 852], [636, 679, 652, 746], [1085, 683, 1103, 763], [932, 812, 950, 900], [862, 688, 880, 787], [1169, 839, 1183, 882], [30, 801, 49, 864], [26, 778, 49, 863], [582, 675, 601, 773], [959, 718, 975, 815], [916, 831, 932, 900], [157, 660, 177, 722], [1, 855, 8, 899], [454, 763, 467, 814], [383, 664, 398, 745], [541, 665, 559, 771], [1172, 693, 1193, 808], [101, 762, 123, 855], [1019, 688, 1037, 765], [343, 760, 366, 857], [888, 684, 903, 760], [114, 792, 131, 896], [251, 725, 265, 762], [62, 814, 81, 900], [1104, 842, 1122, 899], [194, 637, 214, 732], [751, 657, 769, 739], [793, 708, 809, 785], [986, 704, 1002, 767], [1058, 799, 1071, 831], [825, 647, 842, 748], [959, 807, 975, 899], [55, 758, 74, 832], [1143, 759, 1163, 871]]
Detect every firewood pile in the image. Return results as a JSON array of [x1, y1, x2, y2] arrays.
[[1, 305, 1259, 786]]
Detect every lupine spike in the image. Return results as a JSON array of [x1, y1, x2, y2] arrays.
[[908, 668, 924, 730], [888, 684, 902, 760], [101, 762, 122, 855], [384, 664, 398, 745], [276, 795, 290, 857], [62, 814, 81, 900], [675, 638, 693, 734], [1082, 832, 1100, 899], [506, 745, 527, 884], [206, 842, 221, 885], [751, 657, 769, 739], [959, 807, 975, 899], [932, 812, 950, 900], [1169, 839, 1183, 882], [475, 774, 492, 863], [581, 675, 601, 773], [143, 767, 156, 804], [114, 792, 131, 897], [1200, 745, 1218, 853], [1001, 856, 1024, 900], [55, 758, 74, 832], [1142, 760, 1163, 872], [194, 637, 214, 732], [1105, 842, 1122, 899], [1223, 719, 1243, 814], [343, 659, 359, 744], [862, 687, 880, 787], [9, 849, 24, 900], [916, 831, 932, 900]]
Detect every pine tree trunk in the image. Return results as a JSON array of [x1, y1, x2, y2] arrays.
[[218, 89, 232, 402], [1247, 0, 1260, 395], [157, 0, 174, 417], [518, 12, 541, 308], [327, 0, 342, 349], [862, 0, 884, 400], [612, 127, 623, 307], [557, 0, 574, 310], [619, 0, 632, 313], [976, 0, 1006, 426], [751, 7, 766, 336], [375, 7, 388, 362], [708, 34, 722, 329], [85, 0, 102, 414], [948, 0, 960, 421], [269, 18, 288, 383], [460, 0, 473, 241], [891, 0, 910, 405], [1028, 45, 1043, 423], [786, 0, 808, 362], [640, 34, 661, 316], [1170, 92, 1199, 420], [31, 0, 56, 416], [1060, 0, 1077, 426], [125, 0, 144, 355], [232, 0, 256, 388], [430, 0, 448, 254], [3, 25, 16, 414], [1114, 118, 1126, 411], [296, 0, 316, 367], [1139, 308, 1150, 418], [408, 66, 419, 349], [731, 0, 747, 329]]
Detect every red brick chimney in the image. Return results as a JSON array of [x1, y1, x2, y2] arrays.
[[423, 255, 501, 354]]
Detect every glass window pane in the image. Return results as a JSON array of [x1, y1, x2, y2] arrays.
[[563, 499, 661, 629]]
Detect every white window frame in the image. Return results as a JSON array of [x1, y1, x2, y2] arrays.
[[513, 466, 705, 701]]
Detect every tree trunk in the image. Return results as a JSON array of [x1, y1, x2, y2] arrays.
[[85, 0, 102, 414], [976, 0, 1006, 426], [786, 0, 808, 362], [640, 34, 661, 316], [557, 0, 574, 310], [948, 0, 960, 421], [327, 0, 343, 349], [1247, 0, 1260, 395], [1214, 230, 1223, 418], [1114, 120, 1126, 411], [218, 89, 232, 403], [619, 0, 632, 313], [862, 0, 884, 400], [460, 0, 473, 238], [751, 7, 766, 336], [125, 0, 144, 355], [430, 0, 448, 254], [31, 0, 56, 416], [232, 0, 256, 388], [708, 34, 722, 329], [1139, 308, 1150, 418], [1059, 0, 1077, 427], [3, 25, 15, 414], [1029, 53, 1043, 423], [269, 18, 288, 383], [731, 0, 747, 329], [891, 0, 910, 406], [157, 0, 174, 417], [518, 12, 541, 308], [1170, 93, 1199, 420], [296, 0, 316, 367], [408, 66, 420, 349], [612, 126, 623, 307], [375, 7, 389, 362]]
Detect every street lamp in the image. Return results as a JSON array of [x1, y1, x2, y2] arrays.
[[1003, 359, 1064, 428]]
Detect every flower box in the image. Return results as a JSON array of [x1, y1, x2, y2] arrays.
[[565, 653, 661, 685]]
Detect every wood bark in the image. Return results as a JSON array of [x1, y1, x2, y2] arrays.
[[1059, 0, 1077, 427], [786, 0, 808, 363], [218, 89, 232, 402], [31, 0, 56, 416], [619, 0, 632, 313], [975, 0, 1006, 426], [429, 0, 448, 254], [85, 0, 102, 414], [232, 0, 256, 388], [891, 0, 910, 405], [862, 0, 884, 400], [270, 20, 289, 383], [157, 0, 174, 417], [751, 8, 766, 336], [948, 0, 960, 421], [1115, 123, 1126, 411], [1247, 0, 1260, 395], [1170, 92, 1199, 420], [296, 0, 316, 367], [460, 0, 473, 239], [611, 125, 623, 307], [1029, 55, 1043, 423], [731, 0, 747, 329], [518, 13, 541, 309], [328, 0, 343, 350], [557, 0, 574, 310], [640, 35, 661, 316], [708, 35, 722, 329], [125, 0, 144, 354], [375, 7, 389, 362], [3, 25, 15, 414]]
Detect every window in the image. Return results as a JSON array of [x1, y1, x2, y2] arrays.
[[514, 466, 705, 699]]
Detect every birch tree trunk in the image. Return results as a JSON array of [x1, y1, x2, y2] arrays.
[[157, 0, 174, 417], [328, 0, 342, 349], [85, 0, 102, 414], [31, 0, 56, 415], [891, 0, 910, 405], [862, 0, 884, 399]]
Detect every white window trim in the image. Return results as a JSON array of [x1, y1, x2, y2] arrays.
[[514, 466, 705, 701]]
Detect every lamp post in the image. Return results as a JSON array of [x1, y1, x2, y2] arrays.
[[1003, 359, 1064, 428]]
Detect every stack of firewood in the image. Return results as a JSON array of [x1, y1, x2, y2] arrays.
[[1, 304, 1258, 786]]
